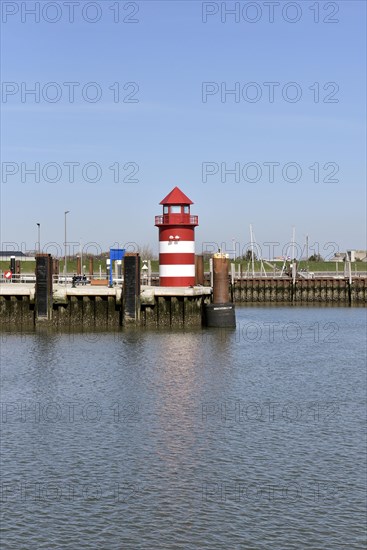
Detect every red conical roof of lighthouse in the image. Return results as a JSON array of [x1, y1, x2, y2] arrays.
[[159, 186, 193, 205]]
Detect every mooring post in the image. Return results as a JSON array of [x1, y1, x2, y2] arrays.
[[204, 253, 236, 327], [213, 255, 229, 303], [35, 253, 53, 321], [123, 253, 141, 324], [195, 255, 204, 285]]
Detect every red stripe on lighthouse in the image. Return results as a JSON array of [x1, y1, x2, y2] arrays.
[[159, 227, 195, 241], [159, 253, 195, 265]]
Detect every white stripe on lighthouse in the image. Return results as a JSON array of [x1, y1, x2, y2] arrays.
[[159, 265, 195, 277], [159, 241, 195, 254]]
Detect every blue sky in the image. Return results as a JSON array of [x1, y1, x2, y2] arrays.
[[1, 0, 366, 258]]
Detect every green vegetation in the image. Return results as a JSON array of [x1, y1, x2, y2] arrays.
[[1, 259, 365, 275], [228, 260, 366, 273]]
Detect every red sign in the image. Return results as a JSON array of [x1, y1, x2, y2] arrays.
[[4, 270, 12, 279]]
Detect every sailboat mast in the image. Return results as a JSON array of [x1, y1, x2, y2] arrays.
[[250, 224, 255, 277]]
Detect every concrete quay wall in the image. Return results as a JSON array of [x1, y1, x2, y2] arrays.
[[0, 278, 365, 329], [0, 285, 211, 328]]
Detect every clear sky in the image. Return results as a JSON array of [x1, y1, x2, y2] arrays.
[[1, 0, 366, 259]]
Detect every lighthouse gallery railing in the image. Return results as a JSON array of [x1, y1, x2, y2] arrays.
[[155, 215, 198, 225]]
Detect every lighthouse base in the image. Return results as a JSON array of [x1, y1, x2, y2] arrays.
[[204, 303, 236, 328]]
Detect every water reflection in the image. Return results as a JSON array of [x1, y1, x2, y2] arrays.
[[0, 308, 366, 549]]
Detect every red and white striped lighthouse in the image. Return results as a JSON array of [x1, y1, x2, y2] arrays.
[[155, 186, 199, 287]]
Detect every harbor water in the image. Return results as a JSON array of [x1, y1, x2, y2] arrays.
[[1, 306, 366, 549]]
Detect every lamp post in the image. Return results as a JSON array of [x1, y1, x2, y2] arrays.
[[80, 240, 83, 275], [232, 237, 236, 262], [36, 223, 40, 254], [64, 210, 70, 284]]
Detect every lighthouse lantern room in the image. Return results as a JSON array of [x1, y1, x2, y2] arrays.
[[155, 186, 199, 287]]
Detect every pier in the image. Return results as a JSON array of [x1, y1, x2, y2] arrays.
[[0, 275, 365, 329], [0, 279, 212, 328]]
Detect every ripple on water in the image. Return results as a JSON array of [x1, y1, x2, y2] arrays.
[[0, 308, 366, 549]]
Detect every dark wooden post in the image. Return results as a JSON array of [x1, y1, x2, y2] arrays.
[[35, 254, 53, 321], [123, 253, 140, 324], [195, 255, 204, 285], [213, 256, 229, 303]]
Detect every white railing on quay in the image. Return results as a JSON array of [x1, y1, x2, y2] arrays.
[[1, 271, 366, 286]]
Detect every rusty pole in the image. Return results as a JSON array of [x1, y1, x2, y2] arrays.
[[195, 255, 204, 285], [204, 253, 236, 327], [213, 254, 229, 303]]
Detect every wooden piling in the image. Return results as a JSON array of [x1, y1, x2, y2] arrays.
[[195, 255, 204, 285], [35, 253, 53, 321], [123, 253, 141, 324], [213, 255, 229, 303]]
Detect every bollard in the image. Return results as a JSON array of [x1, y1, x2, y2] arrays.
[[35, 253, 53, 321], [213, 255, 229, 303], [123, 253, 141, 324], [195, 255, 204, 285], [205, 253, 236, 327]]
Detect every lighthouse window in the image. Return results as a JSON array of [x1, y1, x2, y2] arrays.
[[184, 206, 189, 213], [170, 206, 181, 214], [163, 206, 169, 214]]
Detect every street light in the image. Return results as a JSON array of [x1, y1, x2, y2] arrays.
[[36, 223, 40, 254], [64, 210, 70, 284]]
